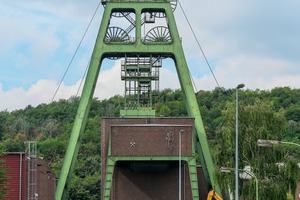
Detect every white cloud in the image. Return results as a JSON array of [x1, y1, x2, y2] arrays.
[[1, 1, 300, 111], [0, 62, 122, 111], [160, 68, 180, 89], [0, 61, 182, 111], [2, 55, 300, 111], [0, 80, 79, 111], [194, 55, 300, 90], [94, 61, 124, 99]]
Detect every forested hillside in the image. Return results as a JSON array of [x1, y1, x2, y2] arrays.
[[1, 87, 300, 199]]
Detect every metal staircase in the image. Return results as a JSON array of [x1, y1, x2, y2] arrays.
[[25, 141, 38, 200]]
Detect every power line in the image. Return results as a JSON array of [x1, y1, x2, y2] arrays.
[[178, 0, 221, 89], [75, 58, 91, 97], [51, 2, 101, 102]]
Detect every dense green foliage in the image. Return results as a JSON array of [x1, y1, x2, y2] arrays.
[[0, 140, 7, 199], [0, 157, 8, 200], [214, 99, 299, 199], [0, 87, 300, 199]]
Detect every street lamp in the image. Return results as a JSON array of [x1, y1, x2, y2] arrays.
[[179, 129, 185, 200], [220, 167, 258, 200], [257, 139, 300, 148], [236, 83, 245, 200]]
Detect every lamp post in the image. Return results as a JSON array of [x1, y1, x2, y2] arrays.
[[220, 167, 258, 200], [257, 139, 300, 148], [236, 83, 245, 200]]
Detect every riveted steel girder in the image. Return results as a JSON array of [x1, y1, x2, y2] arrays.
[[55, 1, 221, 199]]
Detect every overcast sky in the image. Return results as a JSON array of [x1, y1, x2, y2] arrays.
[[1, 0, 300, 111]]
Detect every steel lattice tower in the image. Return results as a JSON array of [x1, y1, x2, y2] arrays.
[[55, 1, 221, 199]]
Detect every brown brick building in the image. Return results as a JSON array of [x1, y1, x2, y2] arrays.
[[0, 152, 56, 200], [101, 117, 209, 200]]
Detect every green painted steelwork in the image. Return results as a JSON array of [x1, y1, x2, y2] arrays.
[[120, 56, 160, 116], [188, 158, 201, 199], [56, 1, 221, 199], [103, 158, 115, 199], [120, 108, 156, 117]]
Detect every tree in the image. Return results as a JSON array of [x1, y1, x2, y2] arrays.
[[68, 172, 101, 200], [2, 88, 300, 199], [0, 111, 9, 140], [158, 105, 171, 116], [0, 149, 8, 199], [214, 99, 300, 200], [39, 138, 66, 163], [0, 160, 7, 199], [286, 106, 300, 122], [9, 116, 30, 136], [104, 103, 115, 117], [41, 118, 60, 138]]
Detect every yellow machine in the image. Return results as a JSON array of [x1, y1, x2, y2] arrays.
[[207, 190, 223, 200]]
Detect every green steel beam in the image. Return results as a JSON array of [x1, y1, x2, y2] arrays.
[[188, 158, 200, 199], [55, 6, 111, 200], [56, 1, 221, 199], [106, 156, 195, 161], [103, 158, 116, 200], [196, 142, 211, 190], [164, 5, 221, 194]]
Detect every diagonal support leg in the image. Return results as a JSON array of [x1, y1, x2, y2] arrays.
[[55, 7, 111, 199]]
